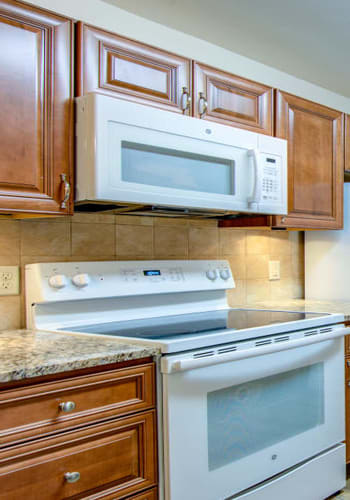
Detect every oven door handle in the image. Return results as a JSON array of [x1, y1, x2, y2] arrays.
[[161, 327, 348, 374]]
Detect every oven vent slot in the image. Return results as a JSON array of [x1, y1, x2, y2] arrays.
[[304, 330, 318, 337], [320, 327, 332, 334], [255, 339, 272, 346], [218, 346, 237, 354], [274, 336, 290, 343], [193, 350, 215, 359]]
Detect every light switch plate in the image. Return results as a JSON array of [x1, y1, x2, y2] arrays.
[[0, 266, 20, 295], [269, 260, 280, 281]]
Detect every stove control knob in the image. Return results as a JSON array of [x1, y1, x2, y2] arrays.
[[220, 269, 231, 280], [206, 270, 218, 281], [72, 273, 90, 288], [48, 274, 67, 289]]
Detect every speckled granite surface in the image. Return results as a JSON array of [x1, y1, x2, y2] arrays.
[[0, 329, 159, 383], [237, 299, 350, 321]]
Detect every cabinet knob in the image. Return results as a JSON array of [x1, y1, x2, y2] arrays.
[[198, 92, 208, 118], [59, 401, 76, 412], [60, 173, 71, 209], [180, 86, 191, 112], [281, 217, 286, 224], [64, 472, 80, 483]]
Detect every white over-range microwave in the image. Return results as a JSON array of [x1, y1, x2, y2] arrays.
[[76, 93, 287, 217]]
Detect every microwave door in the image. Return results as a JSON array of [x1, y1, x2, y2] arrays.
[[104, 122, 258, 213]]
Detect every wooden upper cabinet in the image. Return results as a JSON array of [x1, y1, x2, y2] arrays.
[[76, 23, 191, 114], [192, 62, 273, 135], [274, 91, 344, 229], [345, 115, 350, 174], [0, 0, 73, 216]]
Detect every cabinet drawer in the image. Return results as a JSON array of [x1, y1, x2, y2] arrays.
[[77, 23, 191, 114], [0, 411, 157, 500], [0, 363, 155, 446], [101, 486, 158, 499]]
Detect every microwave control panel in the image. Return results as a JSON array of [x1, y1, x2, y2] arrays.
[[261, 156, 281, 203]]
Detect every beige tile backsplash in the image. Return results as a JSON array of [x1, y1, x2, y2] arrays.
[[0, 215, 304, 330]]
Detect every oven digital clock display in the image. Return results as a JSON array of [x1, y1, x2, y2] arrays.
[[143, 270, 161, 276]]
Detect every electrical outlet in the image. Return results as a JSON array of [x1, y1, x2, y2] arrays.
[[0, 266, 20, 295], [269, 261, 280, 281]]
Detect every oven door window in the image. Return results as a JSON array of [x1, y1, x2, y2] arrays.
[[121, 141, 235, 195], [207, 362, 324, 471]]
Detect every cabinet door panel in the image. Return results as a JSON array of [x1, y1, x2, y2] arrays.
[[193, 62, 273, 134], [0, 0, 73, 215], [345, 114, 350, 174], [76, 23, 191, 114], [274, 91, 344, 229], [0, 411, 157, 500]]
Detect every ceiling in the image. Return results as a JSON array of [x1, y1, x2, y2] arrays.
[[102, 0, 350, 98]]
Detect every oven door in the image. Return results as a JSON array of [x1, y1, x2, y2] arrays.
[[161, 335, 345, 500]]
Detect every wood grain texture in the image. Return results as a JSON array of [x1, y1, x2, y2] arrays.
[[345, 114, 350, 173], [274, 91, 344, 229], [0, 410, 157, 499], [193, 62, 273, 134], [99, 486, 158, 499], [0, 0, 73, 216], [0, 362, 155, 447], [76, 22, 191, 114]]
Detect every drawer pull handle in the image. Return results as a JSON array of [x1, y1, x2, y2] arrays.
[[59, 401, 76, 412], [64, 471, 80, 483]]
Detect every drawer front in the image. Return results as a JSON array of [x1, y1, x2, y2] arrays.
[[0, 411, 157, 500], [77, 23, 191, 114], [99, 486, 158, 499], [0, 363, 155, 446]]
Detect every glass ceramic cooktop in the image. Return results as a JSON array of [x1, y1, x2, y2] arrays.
[[61, 309, 328, 341]]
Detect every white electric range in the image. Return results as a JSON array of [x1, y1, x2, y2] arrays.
[[26, 260, 347, 500]]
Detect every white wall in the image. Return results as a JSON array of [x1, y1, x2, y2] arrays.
[[26, 0, 350, 113]]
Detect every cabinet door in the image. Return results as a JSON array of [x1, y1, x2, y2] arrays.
[[76, 23, 191, 114], [0, 411, 157, 500], [345, 114, 350, 174], [193, 62, 273, 135], [274, 91, 344, 229], [0, 0, 73, 216]]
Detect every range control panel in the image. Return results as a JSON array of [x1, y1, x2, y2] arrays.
[[25, 260, 235, 303]]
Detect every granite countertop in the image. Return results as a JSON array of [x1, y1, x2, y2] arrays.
[[237, 299, 350, 321], [0, 329, 159, 383]]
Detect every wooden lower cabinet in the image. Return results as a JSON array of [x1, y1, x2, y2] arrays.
[[101, 487, 158, 500], [0, 361, 158, 499]]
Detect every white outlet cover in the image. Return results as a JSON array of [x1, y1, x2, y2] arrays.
[[0, 266, 20, 296], [269, 260, 280, 281]]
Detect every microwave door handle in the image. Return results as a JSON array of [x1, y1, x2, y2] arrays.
[[161, 327, 348, 374], [247, 149, 262, 209]]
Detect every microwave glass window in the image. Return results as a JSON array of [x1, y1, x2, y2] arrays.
[[207, 362, 324, 471], [121, 141, 235, 195]]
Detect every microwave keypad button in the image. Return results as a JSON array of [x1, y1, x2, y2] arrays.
[[206, 270, 218, 281]]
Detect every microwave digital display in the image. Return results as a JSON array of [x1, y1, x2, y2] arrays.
[[266, 158, 276, 163], [144, 270, 161, 276]]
